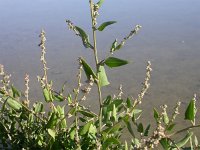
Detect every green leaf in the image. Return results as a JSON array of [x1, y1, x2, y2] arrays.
[[175, 132, 193, 148], [107, 124, 121, 134], [80, 58, 96, 80], [112, 104, 117, 122], [163, 112, 169, 125], [69, 127, 76, 140], [53, 94, 64, 102], [126, 98, 132, 108], [88, 124, 97, 135], [43, 88, 52, 102], [166, 123, 176, 131], [126, 121, 135, 137], [103, 95, 112, 105], [67, 94, 72, 104], [144, 124, 151, 136], [110, 39, 118, 53], [185, 99, 195, 121], [78, 109, 97, 118], [97, 0, 104, 7], [132, 109, 142, 115], [7, 98, 22, 111], [68, 107, 76, 117], [34, 102, 43, 113], [105, 57, 128, 68], [98, 65, 110, 87], [11, 85, 21, 98], [137, 123, 143, 133], [80, 121, 93, 135], [107, 99, 123, 111], [48, 129, 56, 140], [57, 106, 67, 128], [131, 138, 140, 148], [160, 138, 170, 150], [46, 112, 58, 129], [153, 108, 159, 122], [115, 43, 124, 51], [75, 26, 93, 49], [103, 137, 120, 149], [98, 21, 117, 31]]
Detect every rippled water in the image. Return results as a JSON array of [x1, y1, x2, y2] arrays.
[[0, 0, 200, 124]]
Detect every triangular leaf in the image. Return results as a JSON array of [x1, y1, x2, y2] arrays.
[[185, 99, 195, 121], [98, 21, 117, 31], [98, 65, 109, 87], [48, 129, 56, 140], [144, 124, 151, 136], [137, 123, 144, 133], [105, 57, 128, 68], [11, 85, 21, 98]]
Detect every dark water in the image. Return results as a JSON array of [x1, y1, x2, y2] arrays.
[[0, 0, 200, 124]]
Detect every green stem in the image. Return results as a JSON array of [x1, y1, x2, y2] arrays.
[[89, 0, 103, 133]]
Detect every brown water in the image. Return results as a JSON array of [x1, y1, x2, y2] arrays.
[[1, 0, 200, 127]]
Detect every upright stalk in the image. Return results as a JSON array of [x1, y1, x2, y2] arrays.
[[89, 0, 103, 132]]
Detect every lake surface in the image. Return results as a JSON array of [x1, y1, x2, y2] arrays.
[[0, 0, 200, 123]]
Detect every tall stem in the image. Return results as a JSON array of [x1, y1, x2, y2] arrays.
[[89, 0, 103, 132]]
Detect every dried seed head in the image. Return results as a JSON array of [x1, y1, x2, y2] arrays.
[[0, 64, 4, 76]]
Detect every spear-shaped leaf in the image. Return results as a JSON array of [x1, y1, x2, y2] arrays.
[[80, 58, 96, 80], [98, 21, 117, 31], [105, 57, 128, 68], [97, 0, 105, 7], [185, 99, 195, 121], [75, 26, 93, 49]]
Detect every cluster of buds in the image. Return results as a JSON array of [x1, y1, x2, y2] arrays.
[[134, 61, 152, 105], [81, 75, 94, 101], [38, 30, 50, 89], [0, 64, 11, 94], [124, 25, 142, 41], [0, 64, 4, 75], [117, 84, 123, 99], [92, 4, 99, 26], [170, 101, 181, 123], [143, 123, 165, 149], [66, 20, 79, 35], [39, 30, 47, 67], [24, 74, 30, 106]]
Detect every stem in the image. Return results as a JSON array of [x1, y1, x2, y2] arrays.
[[168, 124, 200, 137], [89, 0, 103, 132]]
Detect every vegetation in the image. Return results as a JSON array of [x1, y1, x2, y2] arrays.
[[0, 0, 200, 149]]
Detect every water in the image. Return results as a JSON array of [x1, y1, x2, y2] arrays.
[[0, 0, 200, 124]]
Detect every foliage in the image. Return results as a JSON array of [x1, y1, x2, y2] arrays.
[[0, 0, 200, 149]]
